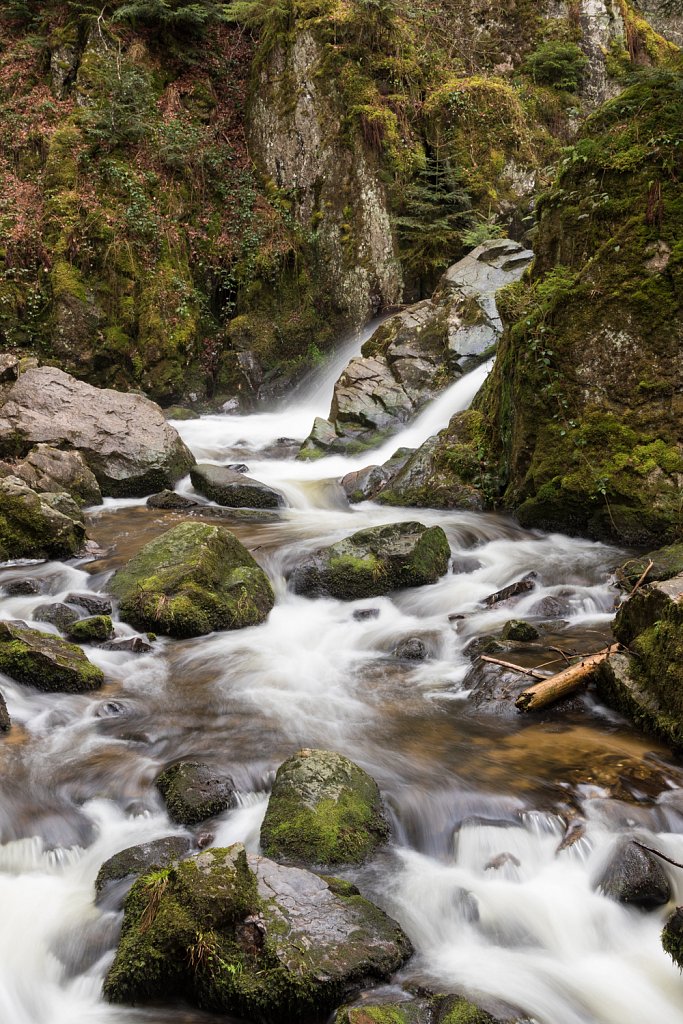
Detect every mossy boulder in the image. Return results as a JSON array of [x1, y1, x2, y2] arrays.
[[335, 995, 510, 1024], [289, 522, 450, 601], [3, 445, 102, 507], [190, 464, 287, 510], [110, 523, 275, 638], [0, 621, 104, 693], [0, 691, 10, 732], [260, 749, 389, 867], [103, 844, 412, 1022], [156, 761, 236, 825], [663, 906, 683, 968], [617, 543, 683, 589], [500, 620, 539, 642], [66, 615, 115, 644], [95, 836, 193, 901], [0, 476, 86, 561]]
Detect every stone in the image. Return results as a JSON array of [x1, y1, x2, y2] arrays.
[[663, 907, 683, 969], [353, 608, 381, 621], [100, 636, 153, 653], [617, 543, 683, 589], [500, 620, 539, 642], [289, 522, 450, 601], [335, 995, 509, 1024], [0, 690, 10, 732], [163, 406, 199, 420], [109, 522, 275, 638], [95, 836, 193, 900], [341, 465, 392, 504], [0, 621, 104, 693], [65, 615, 115, 643], [596, 839, 671, 909], [0, 476, 86, 561], [65, 592, 112, 616], [155, 761, 237, 825], [260, 748, 389, 866], [146, 490, 199, 510], [0, 366, 195, 497], [8, 444, 102, 506], [393, 637, 428, 660], [190, 464, 287, 510], [32, 602, 80, 631], [104, 844, 412, 1022], [4, 579, 44, 596], [0, 354, 19, 383]]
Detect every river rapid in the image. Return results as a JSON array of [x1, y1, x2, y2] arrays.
[[2, 326, 683, 1024]]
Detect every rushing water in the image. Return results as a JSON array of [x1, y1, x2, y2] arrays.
[[2, 334, 683, 1024]]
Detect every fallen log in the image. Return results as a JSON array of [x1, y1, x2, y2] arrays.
[[483, 572, 537, 607], [515, 644, 620, 712], [480, 655, 547, 681]]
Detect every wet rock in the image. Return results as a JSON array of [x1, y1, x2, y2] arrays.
[[463, 660, 529, 717], [110, 522, 275, 638], [617, 542, 683, 590], [7, 444, 102, 506], [663, 906, 683, 968], [596, 839, 671, 909], [260, 748, 389, 866], [146, 490, 199, 510], [0, 690, 10, 732], [527, 595, 569, 618], [227, 463, 249, 474], [4, 579, 44, 596], [32, 602, 80, 631], [353, 608, 381, 621], [104, 844, 412, 1021], [156, 761, 237, 825], [0, 621, 104, 693], [501, 620, 539, 642], [341, 464, 392, 504], [190, 463, 287, 510], [393, 637, 428, 661], [65, 592, 112, 616], [0, 366, 195, 497], [463, 635, 505, 659], [100, 636, 153, 653], [336, 995, 510, 1024], [289, 522, 450, 601], [483, 573, 538, 608], [163, 405, 199, 421], [0, 476, 86, 561], [95, 836, 193, 900], [65, 615, 115, 644]]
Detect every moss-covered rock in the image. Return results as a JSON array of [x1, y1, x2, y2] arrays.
[[617, 542, 683, 589], [289, 522, 450, 601], [104, 844, 412, 1022], [260, 749, 389, 867], [156, 761, 236, 825], [4, 445, 102, 507], [110, 522, 275, 638], [0, 621, 104, 693], [0, 476, 86, 561], [335, 995, 510, 1024], [501, 620, 539, 642], [663, 906, 683, 968], [95, 836, 193, 900], [0, 690, 10, 733], [66, 615, 115, 644], [190, 464, 287, 509]]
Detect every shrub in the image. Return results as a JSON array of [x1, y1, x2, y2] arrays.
[[524, 41, 588, 91]]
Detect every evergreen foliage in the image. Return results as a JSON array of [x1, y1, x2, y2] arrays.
[[524, 41, 589, 91], [113, 0, 228, 31]]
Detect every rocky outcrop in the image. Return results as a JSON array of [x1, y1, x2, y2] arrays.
[[190, 464, 287, 510], [634, 0, 683, 46], [156, 761, 236, 825], [0, 621, 104, 693], [0, 444, 102, 506], [110, 523, 275, 638], [260, 749, 389, 867], [104, 844, 412, 1022], [301, 241, 532, 457], [0, 475, 86, 561], [0, 367, 195, 497], [289, 522, 450, 601]]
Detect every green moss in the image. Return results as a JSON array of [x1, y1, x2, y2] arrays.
[[663, 908, 683, 969], [0, 622, 104, 693], [501, 620, 539, 642], [66, 615, 114, 643], [0, 481, 85, 560]]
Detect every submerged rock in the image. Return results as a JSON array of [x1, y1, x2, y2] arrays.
[[393, 637, 428, 661], [596, 839, 670, 909], [0, 621, 104, 693], [190, 464, 287, 510], [260, 748, 389, 866], [289, 522, 450, 601], [100, 636, 153, 653], [66, 615, 115, 644], [95, 836, 193, 900], [104, 844, 412, 1022], [0, 366, 195, 497], [110, 522, 275, 638], [155, 761, 236, 825], [0, 476, 85, 561], [146, 490, 199, 510]]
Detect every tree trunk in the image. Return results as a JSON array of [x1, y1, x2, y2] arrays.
[[515, 645, 620, 712]]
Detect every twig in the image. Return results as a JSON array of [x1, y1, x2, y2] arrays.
[[548, 646, 572, 666], [630, 560, 654, 596], [479, 655, 547, 680], [633, 840, 683, 871]]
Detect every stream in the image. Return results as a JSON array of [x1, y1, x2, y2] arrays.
[[2, 326, 683, 1024]]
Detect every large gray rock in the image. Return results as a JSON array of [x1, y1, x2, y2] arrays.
[[0, 475, 86, 560], [0, 367, 195, 497], [300, 240, 532, 456], [155, 761, 236, 825], [1, 444, 102, 506], [596, 838, 671, 909], [190, 464, 287, 510]]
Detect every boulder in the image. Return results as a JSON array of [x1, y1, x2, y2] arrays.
[[109, 523, 275, 638], [0, 476, 86, 561], [335, 995, 510, 1024], [0, 366, 195, 497], [100, 636, 153, 653], [663, 906, 683, 969], [64, 592, 113, 616], [65, 615, 115, 643], [617, 543, 683, 590], [146, 490, 199, 510], [3, 444, 102, 506], [33, 602, 80, 631], [341, 450, 414, 504], [95, 836, 193, 899], [155, 761, 236, 825], [500, 620, 539, 642], [104, 844, 412, 1022], [289, 522, 450, 601], [596, 839, 670, 909], [0, 621, 104, 692], [190, 464, 287, 510], [4, 579, 44, 596], [0, 690, 10, 732], [260, 748, 389, 866], [393, 638, 428, 660]]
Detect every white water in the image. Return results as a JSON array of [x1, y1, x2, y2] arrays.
[[2, 341, 683, 1024]]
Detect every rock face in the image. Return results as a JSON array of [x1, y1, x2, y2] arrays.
[[0, 367, 195, 497], [95, 836, 193, 899], [104, 844, 412, 1022], [301, 241, 532, 457], [0, 444, 102, 506], [596, 838, 670, 908], [260, 749, 389, 867], [289, 522, 450, 601], [110, 523, 275, 638], [596, 574, 683, 747], [0, 475, 86, 560], [190, 464, 287, 510], [0, 621, 104, 693], [156, 761, 236, 825]]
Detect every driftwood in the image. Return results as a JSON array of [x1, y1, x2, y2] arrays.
[[515, 644, 620, 712], [483, 572, 537, 607], [479, 655, 547, 681], [630, 559, 654, 596]]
